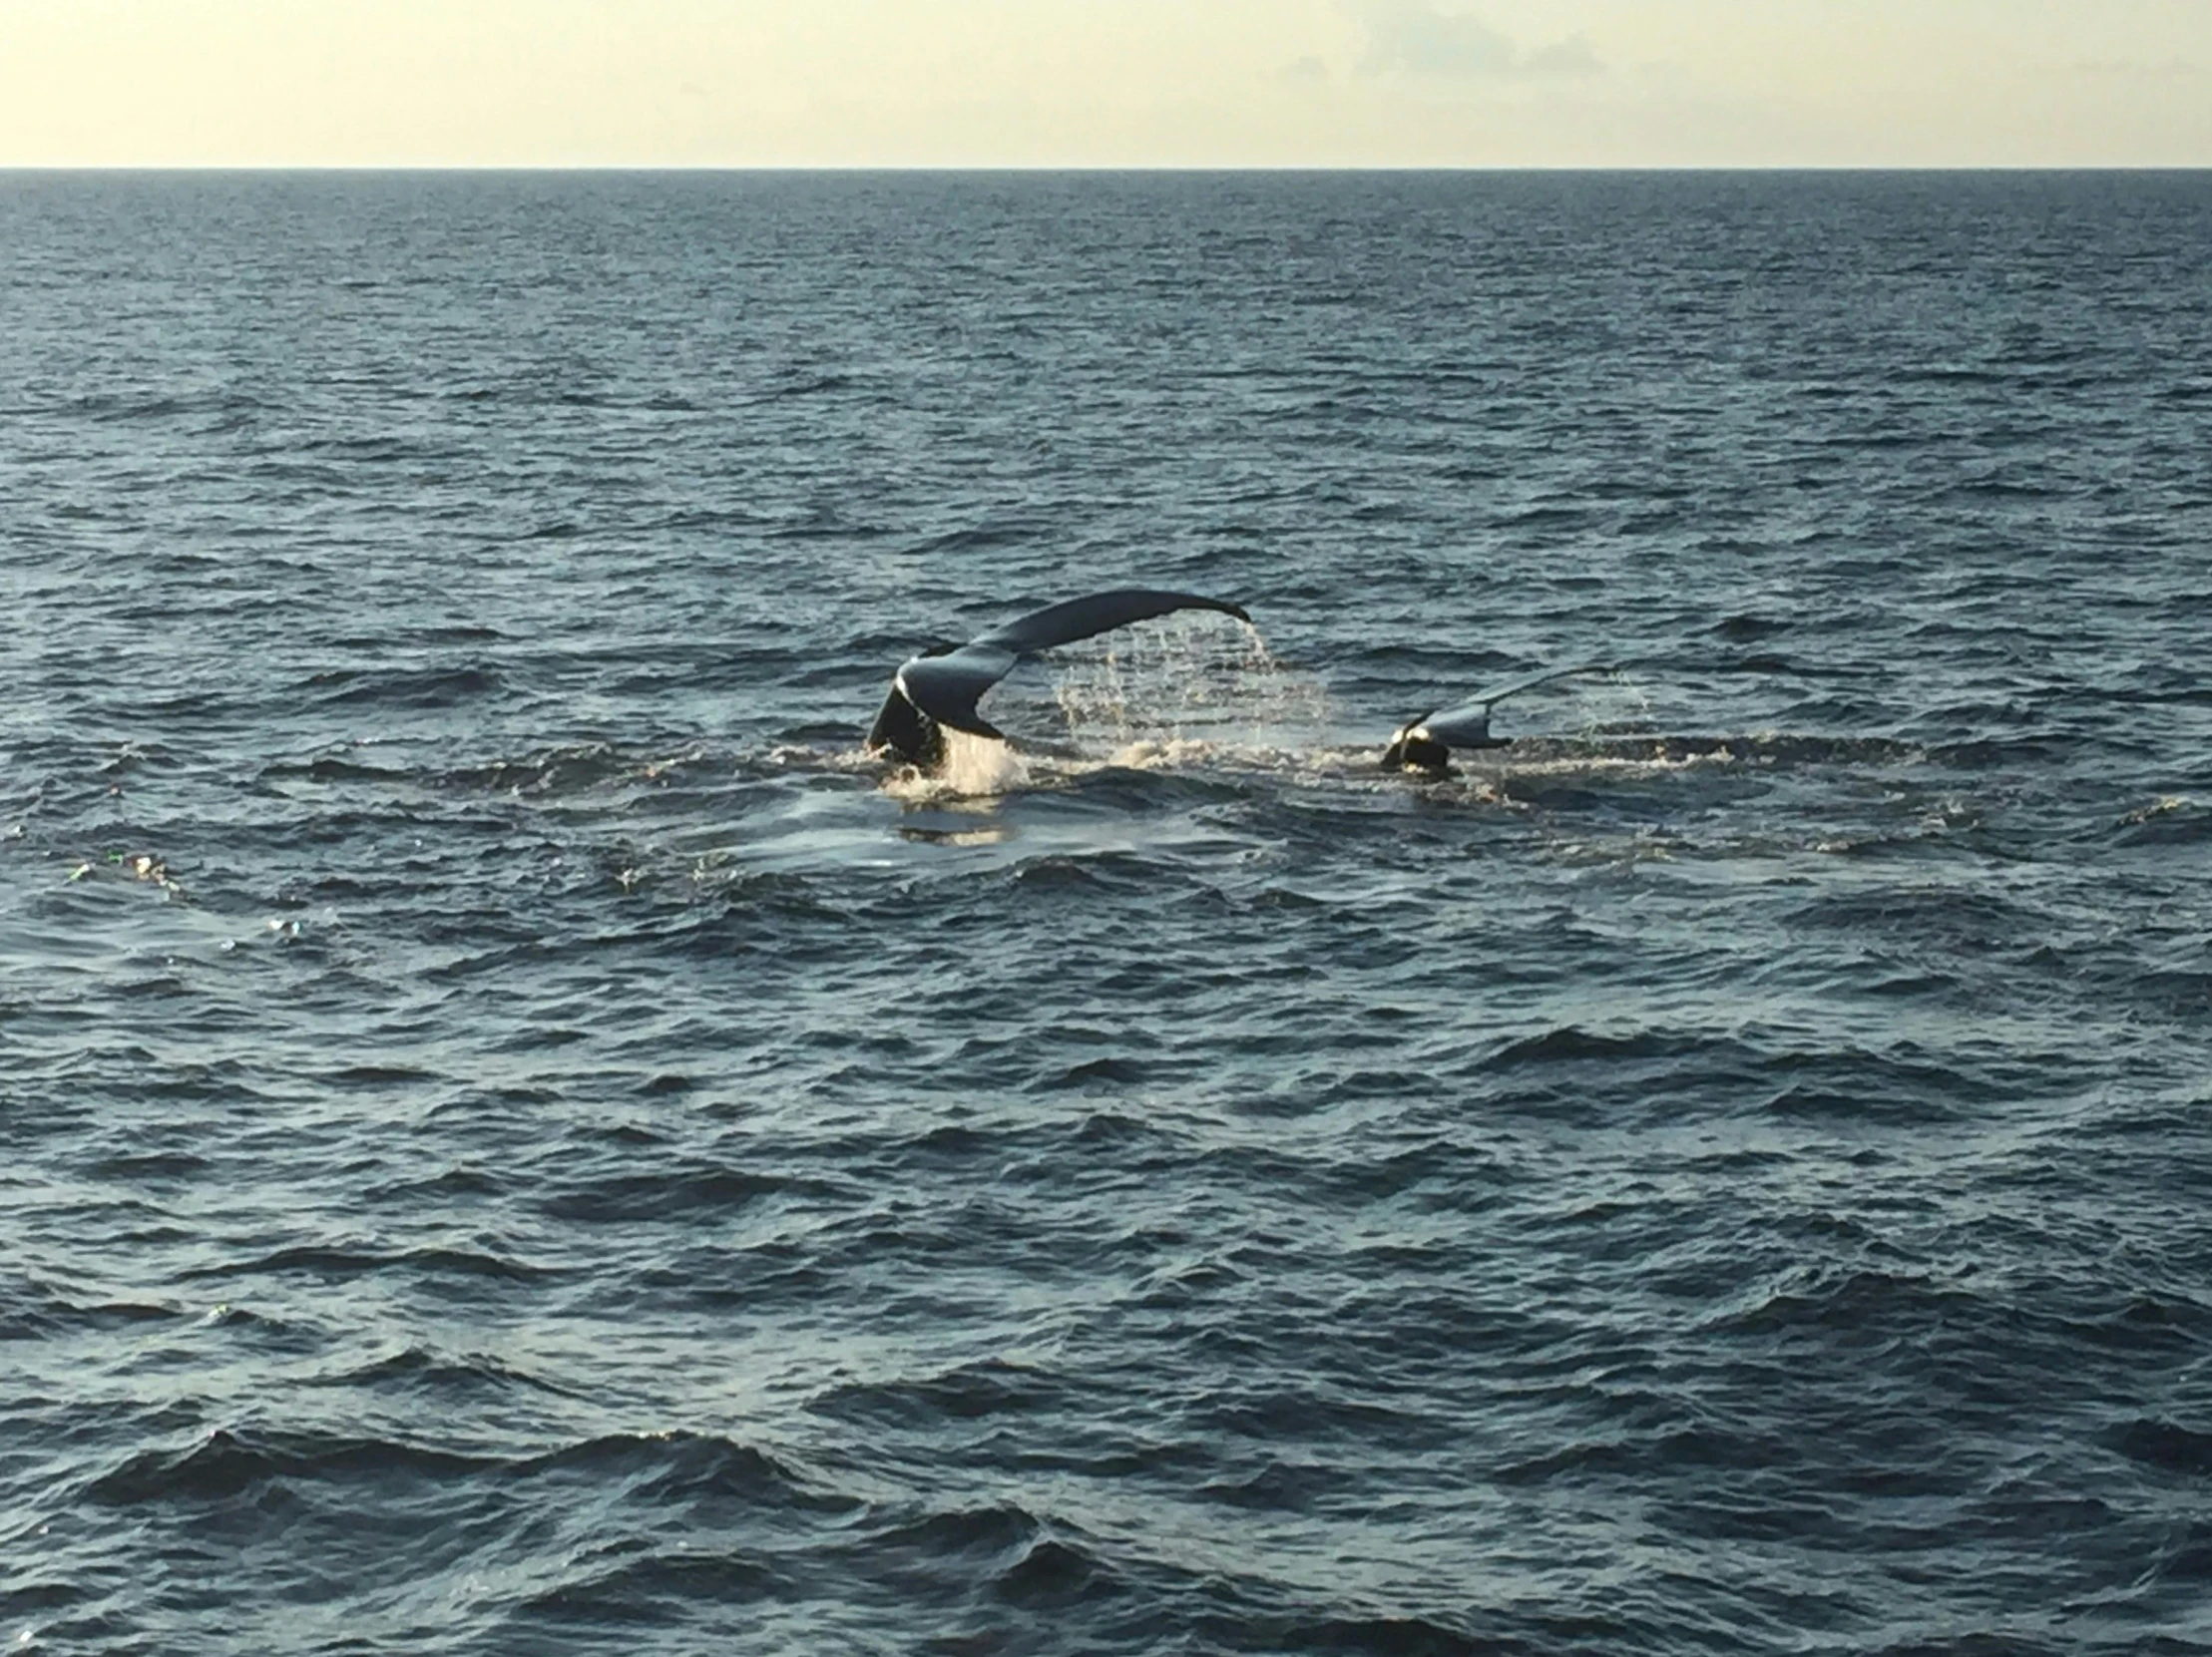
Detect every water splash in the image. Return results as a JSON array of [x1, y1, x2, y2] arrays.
[[1029, 615, 1330, 758], [1577, 669, 1656, 737], [865, 618, 1328, 797], [881, 727, 1031, 801]]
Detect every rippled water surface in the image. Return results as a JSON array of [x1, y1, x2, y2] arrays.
[[5, 171, 2212, 1655]]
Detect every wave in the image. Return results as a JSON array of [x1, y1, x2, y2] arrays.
[[2108, 1419, 2212, 1477], [1500, 732, 1929, 769], [437, 742, 713, 797], [307, 1345, 584, 1400], [810, 1358, 1067, 1430], [2112, 794, 2212, 846], [298, 663, 506, 709], [83, 1425, 832, 1512], [536, 1161, 801, 1223], [60, 388, 269, 425], [176, 1241, 556, 1284], [256, 754, 413, 785], [84, 1428, 492, 1505]]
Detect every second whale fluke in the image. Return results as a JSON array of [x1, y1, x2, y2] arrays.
[[1382, 663, 1614, 773]]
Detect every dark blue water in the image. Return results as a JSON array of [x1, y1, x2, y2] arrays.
[[5, 171, 2212, 1655]]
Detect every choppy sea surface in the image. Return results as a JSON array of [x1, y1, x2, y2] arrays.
[[4, 171, 2211, 1655]]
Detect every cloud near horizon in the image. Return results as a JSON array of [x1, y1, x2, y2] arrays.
[[1353, 1, 1602, 80], [2072, 56, 2203, 79]]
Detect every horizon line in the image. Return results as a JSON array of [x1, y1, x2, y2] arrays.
[[5, 163, 2211, 175]]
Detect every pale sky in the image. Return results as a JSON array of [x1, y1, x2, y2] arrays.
[[3, 0, 2209, 168]]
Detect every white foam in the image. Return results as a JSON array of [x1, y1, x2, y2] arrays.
[[881, 726, 1031, 801], [1106, 736, 1220, 770]]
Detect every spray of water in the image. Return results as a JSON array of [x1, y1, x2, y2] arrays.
[[869, 614, 1333, 798], [1027, 614, 1331, 762], [1578, 669, 1656, 737]]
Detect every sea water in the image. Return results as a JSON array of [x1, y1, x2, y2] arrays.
[[3, 171, 2210, 1655]]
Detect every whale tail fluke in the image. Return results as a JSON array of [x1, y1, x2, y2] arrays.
[[1382, 661, 1614, 772], [868, 589, 1250, 772], [867, 682, 945, 770], [976, 589, 1249, 654]]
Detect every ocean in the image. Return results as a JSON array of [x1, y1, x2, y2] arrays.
[[3, 170, 2210, 1654]]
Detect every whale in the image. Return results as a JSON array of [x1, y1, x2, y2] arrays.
[[866, 588, 1252, 770], [1382, 663, 1613, 772]]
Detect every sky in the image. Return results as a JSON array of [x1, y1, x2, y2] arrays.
[[2, 0, 2208, 168]]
